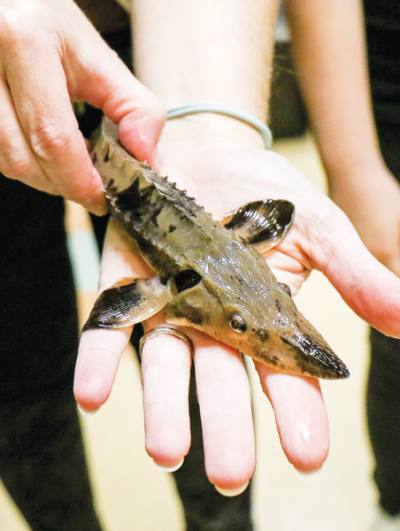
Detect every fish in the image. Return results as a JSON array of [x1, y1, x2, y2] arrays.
[[83, 117, 349, 380]]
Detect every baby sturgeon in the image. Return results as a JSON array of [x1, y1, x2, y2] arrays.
[[83, 118, 349, 380]]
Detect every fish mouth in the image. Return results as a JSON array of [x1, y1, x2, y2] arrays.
[[281, 334, 350, 380]]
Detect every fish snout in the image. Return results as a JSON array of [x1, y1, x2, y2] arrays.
[[248, 320, 349, 379], [278, 332, 350, 380]]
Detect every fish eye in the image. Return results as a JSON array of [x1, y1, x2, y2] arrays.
[[278, 282, 292, 297], [230, 314, 247, 333]]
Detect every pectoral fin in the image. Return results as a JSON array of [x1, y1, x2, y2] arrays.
[[220, 200, 295, 253], [82, 277, 173, 332]]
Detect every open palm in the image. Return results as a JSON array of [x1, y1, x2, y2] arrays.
[[75, 135, 400, 493]]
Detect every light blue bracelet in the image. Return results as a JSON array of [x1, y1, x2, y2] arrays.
[[166, 101, 272, 150]]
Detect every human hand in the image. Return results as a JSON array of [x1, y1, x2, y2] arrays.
[[328, 162, 400, 277], [74, 125, 400, 494], [0, 0, 164, 214]]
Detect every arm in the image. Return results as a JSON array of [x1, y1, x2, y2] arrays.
[[284, 0, 400, 275], [132, 0, 276, 145]]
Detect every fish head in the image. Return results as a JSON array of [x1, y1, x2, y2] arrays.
[[164, 267, 349, 380], [242, 280, 350, 379]]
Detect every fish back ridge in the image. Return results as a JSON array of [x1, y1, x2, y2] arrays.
[[94, 118, 215, 229], [90, 117, 223, 273]]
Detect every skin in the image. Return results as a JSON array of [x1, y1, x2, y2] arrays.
[[284, 0, 400, 276], [0, 0, 165, 215]]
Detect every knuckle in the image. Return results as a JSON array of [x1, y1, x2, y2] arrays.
[[0, 2, 47, 50], [0, 149, 33, 180], [30, 123, 74, 162]]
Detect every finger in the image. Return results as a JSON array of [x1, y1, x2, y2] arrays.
[[255, 362, 329, 473], [74, 327, 132, 412], [141, 327, 192, 469], [194, 334, 256, 491], [0, 78, 42, 181], [5, 43, 106, 214], [98, 218, 154, 291], [0, 74, 103, 218], [74, 221, 151, 411], [311, 207, 400, 338]]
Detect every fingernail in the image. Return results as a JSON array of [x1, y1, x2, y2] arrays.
[[85, 200, 108, 217], [153, 458, 184, 473], [297, 466, 323, 477], [215, 482, 249, 497], [78, 404, 101, 416]]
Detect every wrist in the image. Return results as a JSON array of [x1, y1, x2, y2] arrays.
[[326, 157, 392, 196], [315, 128, 386, 189]]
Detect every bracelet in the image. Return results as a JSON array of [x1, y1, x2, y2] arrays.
[[166, 102, 272, 150]]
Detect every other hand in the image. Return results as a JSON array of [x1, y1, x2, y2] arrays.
[[0, 0, 164, 214]]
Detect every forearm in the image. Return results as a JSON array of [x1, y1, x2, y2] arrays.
[[284, 0, 385, 184], [132, 0, 279, 146]]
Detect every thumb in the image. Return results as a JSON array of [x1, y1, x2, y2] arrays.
[[312, 208, 400, 338], [69, 32, 166, 164]]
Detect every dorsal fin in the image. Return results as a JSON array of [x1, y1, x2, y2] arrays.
[[220, 199, 295, 253]]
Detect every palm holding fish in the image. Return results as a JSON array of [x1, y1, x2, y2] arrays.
[[75, 127, 400, 493]]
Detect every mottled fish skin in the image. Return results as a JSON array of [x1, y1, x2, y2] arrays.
[[85, 118, 349, 380]]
